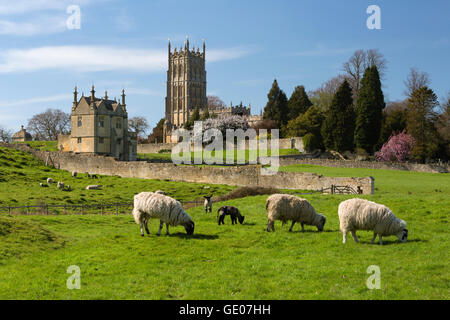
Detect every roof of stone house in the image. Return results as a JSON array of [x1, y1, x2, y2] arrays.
[[83, 97, 120, 111], [12, 126, 32, 139]]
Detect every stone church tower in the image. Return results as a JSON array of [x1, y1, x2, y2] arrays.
[[164, 37, 207, 143]]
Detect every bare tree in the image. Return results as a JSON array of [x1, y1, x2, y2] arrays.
[[309, 74, 349, 112], [27, 108, 70, 141], [403, 67, 431, 97], [342, 49, 387, 101], [128, 116, 149, 139], [0, 125, 12, 142], [207, 95, 226, 110]]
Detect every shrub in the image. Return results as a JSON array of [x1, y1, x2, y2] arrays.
[[375, 130, 416, 162], [303, 133, 322, 152]]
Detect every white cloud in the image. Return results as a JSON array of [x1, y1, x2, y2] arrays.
[[0, 45, 251, 74]]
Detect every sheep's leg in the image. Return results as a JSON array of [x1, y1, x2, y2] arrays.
[[289, 221, 295, 232], [166, 223, 170, 235], [157, 221, 163, 236], [343, 232, 347, 244], [351, 231, 358, 243], [371, 233, 377, 244], [144, 221, 150, 235], [301, 223, 305, 232], [140, 223, 145, 237], [379, 235, 383, 245]]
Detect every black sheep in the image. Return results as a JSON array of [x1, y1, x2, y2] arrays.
[[217, 206, 245, 225]]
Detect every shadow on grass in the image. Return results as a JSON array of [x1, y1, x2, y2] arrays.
[[166, 232, 219, 240], [354, 239, 426, 246]]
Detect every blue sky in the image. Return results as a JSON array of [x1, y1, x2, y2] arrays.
[[0, 0, 449, 132]]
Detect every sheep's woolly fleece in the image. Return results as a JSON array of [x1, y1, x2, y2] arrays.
[[266, 194, 324, 227], [132, 192, 192, 226], [338, 198, 406, 236]]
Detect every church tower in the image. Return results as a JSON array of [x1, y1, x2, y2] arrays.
[[164, 37, 207, 142]]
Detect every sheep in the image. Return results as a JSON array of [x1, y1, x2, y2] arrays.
[[86, 185, 102, 190], [217, 206, 244, 225], [39, 182, 48, 188], [66, 185, 71, 191], [85, 172, 90, 178], [266, 194, 326, 232], [338, 198, 408, 245], [72, 171, 77, 177], [57, 181, 65, 190], [132, 192, 195, 236], [46, 178, 53, 185], [204, 196, 212, 213]]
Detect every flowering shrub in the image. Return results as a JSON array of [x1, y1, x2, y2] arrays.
[[375, 130, 415, 162], [193, 115, 250, 143]]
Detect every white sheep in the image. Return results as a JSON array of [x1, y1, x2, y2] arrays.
[[72, 171, 77, 177], [39, 182, 48, 188], [57, 181, 65, 190], [266, 194, 326, 232], [132, 192, 195, 236], [204, 196, 212, 213], [47, 178, 53, 185], [338, 198, 408, 245], [86, 185, 102, 190]]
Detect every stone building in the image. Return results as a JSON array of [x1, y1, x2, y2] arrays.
[[163, 38, 261, 143], [58, 86, 137, 161], [12, 125, 33, 142]]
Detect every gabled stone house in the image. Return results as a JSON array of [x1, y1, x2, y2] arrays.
[[58, 85, 137, 161]]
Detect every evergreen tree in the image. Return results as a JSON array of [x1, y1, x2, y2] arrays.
[[406, 86, 440, 162], [263, 79, 289, 129], [288, 85, 312, 119], [321, 80, 355, 152], [184, 106, 201, 130], [354, 66, 385, 153], [201, 105, 210, 120]]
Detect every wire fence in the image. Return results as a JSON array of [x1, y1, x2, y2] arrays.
[[0, 200, 205, 216]]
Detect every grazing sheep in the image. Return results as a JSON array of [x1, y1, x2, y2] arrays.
[[217, 206, 244, 225], [132, 192, 195, 236], [338, 198, 408, 245], [204, 196, 212, 213], [266, 194, 326, 232], [86, 185, 102, 190], [85, 172, 90, 178], [39, 182, 48, 188], [66, 185, 71, 191], [72, 171, 77, 177], [47, 178, 53, 185], [57, 181, 65, 190], [91, 174, 99, 179]]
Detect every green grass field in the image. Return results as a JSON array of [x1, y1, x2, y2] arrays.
[[0, 147, 449, 299]]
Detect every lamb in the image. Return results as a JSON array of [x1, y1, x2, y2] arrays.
[[46, 178, 53, 185], [204, 196, 212, 213], [57, 181, 65, 190], [39, 182, 48, 188], [132, 192, 195, 236], [72, 171, 77, 177], [217, 206, 244, 225], [338, 198, 408, 245], [266, 194, 326, 232]]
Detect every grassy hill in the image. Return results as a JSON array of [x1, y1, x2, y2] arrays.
[[0, 145, 448, 299]]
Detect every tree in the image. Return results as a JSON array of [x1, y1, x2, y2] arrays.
[[406, 86, 440, 162], [27, 108, 70, 141], [0, 125, 12, 142], [128, 116, 149, 139], [377, 100, 408, 150], [343, 49, 387, 101], [184, 106, 201, 130], [435, 92, 450, 160], [201, 105, 211, 120], [375, 130, 415, 162], [287, 85, 312, 119], [207, 95, 226, 110], [321, 80, 355, 152], [309, 75, 348, 113], [262, 79, 289, 130], [147, 118, 165, 143], [403, 68, 430, 97], [285, 106, 324, 138], [354, 66, 385, 153]]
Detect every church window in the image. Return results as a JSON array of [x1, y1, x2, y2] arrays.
[[98, 117, 104, 128], [77, 116, 82, 127], [99, 137, 104, 144], [77, 137, 82, 144]]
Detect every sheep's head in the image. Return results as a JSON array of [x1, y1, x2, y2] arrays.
[[184, 220, 195, 235], [317, 214, 326, 232], [238, 215, 245, 224], [396, 228, 408, 243]]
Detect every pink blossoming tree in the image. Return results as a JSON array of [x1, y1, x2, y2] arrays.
[[375, 130, 416, 162]]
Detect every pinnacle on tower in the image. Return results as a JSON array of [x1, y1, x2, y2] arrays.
[[104, 90, 108, 100]]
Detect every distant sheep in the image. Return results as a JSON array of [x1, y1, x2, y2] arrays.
[[72, 171, 77, 177], [57, 181, 65, 190], [39, 182, 48, 188], [46, 178, 53, 185], [86, 185, 102, 190], [217, 206, 244, 225], [66, 185, 71, 191], [338, 198, 408, 245], [85, 172, 90, 178], [204, 196, 212, 213], [132, 192, 195, 236], [266, 194, 326, 232]]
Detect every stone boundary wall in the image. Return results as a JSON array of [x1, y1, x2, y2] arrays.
[[1, 142, 373, 194], [138, 137, 304, 154], [276, 156, 449, 174]]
